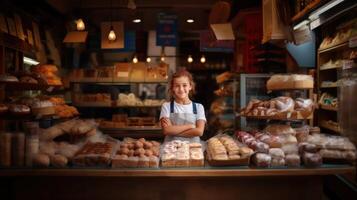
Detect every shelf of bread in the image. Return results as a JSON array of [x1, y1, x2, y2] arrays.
[[291, 0, 321, 23], [319, 120, 341, 134], [318, 41, 349, 53], [0, 96, 79, 120], [206, 134, 253, 166], [266, 74, 314, 91], [69, 62, 168, 84], [319, 104, 338, 112], [99, 115, 159, 131], [239, 97, 314, 121]]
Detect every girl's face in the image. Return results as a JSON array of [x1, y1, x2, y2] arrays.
[[172, 76, 192, 100]]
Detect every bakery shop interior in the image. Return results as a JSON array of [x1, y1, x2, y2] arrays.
[[0, 0, 357, 199]]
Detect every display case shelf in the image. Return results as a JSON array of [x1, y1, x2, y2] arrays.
[[320, 105, 338, 111], [318, 41, 349, 53], [73, 102, 163, 108], [0, 81, 63, 91], [320, 120, 341, 134]]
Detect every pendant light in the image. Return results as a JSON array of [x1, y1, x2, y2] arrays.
[[146, 57, 151, 63], [108, 0, 116, 42], [187, 55, 193, 63], [76, 18, 85, 31], [160, 46, 166, 62], [76, 0, 85, 31], [132, 55, 138, 63], [200, 55, 206, 63]]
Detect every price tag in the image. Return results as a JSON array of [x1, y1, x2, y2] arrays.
[[349, 35, 357, 48], [342, 60, 354, 70]]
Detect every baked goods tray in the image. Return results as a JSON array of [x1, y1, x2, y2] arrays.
[[100, 126, 162, 131], [206, 152, 250, 167], [240, 112, 313, 120], [267, 82, 313, 91], [0, 81, 62, 91]]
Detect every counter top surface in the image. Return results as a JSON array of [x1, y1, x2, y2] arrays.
[[0, 164, 354, 177]]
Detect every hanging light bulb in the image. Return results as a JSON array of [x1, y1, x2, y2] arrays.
[[187, 55, 193, 63], [200, 55, 206, 63], [108, 26, 116, 41], [132, 55, 138, 63], [76, 18, 85, 31], [160, 56, 165, 62], [146, 57, 151, 63]]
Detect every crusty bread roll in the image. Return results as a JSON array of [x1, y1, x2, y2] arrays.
[[264, 124, 296, 136]]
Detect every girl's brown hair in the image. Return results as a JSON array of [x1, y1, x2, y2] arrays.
[[168, 68, 196, 100]]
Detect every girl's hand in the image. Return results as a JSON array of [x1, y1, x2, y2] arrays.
[[160, 117, 172, 128]]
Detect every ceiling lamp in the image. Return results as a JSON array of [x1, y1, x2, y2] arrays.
[[108, 0, 116, 42], [133, 18, 141, 23], [146, 57, 151, 63], [186, 19, 194, 23], [187, 55, 193, 63], [76, 18, 85, 31], [160, 56, 165, 62], [108, 26, 117, 41], [200, 55, 206, 63], [128, 0, 136, 10], [132, 55, 138, 63]]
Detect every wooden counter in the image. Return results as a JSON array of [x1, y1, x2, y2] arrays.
[[0, 164, 354, 177], [0, 165, 355, 200]]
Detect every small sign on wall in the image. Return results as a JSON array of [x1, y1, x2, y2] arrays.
[[101, 21, 124, 49]]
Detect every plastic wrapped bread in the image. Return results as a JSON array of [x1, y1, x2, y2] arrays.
[[285, 154, 301, 167], [302, 152, 322, 167], [236, 131, 269, 153], [252, 153, 271, 167]]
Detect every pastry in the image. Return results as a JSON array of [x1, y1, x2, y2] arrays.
[[285, 154, 301, 167], [0, 74, 19, 82], [9, 104, 31, 115], [0, 104, 8, 114], [31, 100, 55, 116], [252, 153, 271, 167], [303, 152, 322, 167], [264, 124, 296, 136]]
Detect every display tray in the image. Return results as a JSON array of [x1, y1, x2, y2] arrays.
[[240, 111, 313, 120], [100, 126, 161, 131], [206, 151, 250, 167]]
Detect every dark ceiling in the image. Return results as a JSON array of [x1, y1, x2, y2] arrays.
[[44, 0, 261, 31]]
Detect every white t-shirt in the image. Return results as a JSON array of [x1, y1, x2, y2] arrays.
[[159, 101, 206, 121]]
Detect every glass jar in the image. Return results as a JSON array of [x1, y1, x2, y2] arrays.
[[0, 132, 12, 167], [12, 132, 25, 167], [25, 127, 39, 167]]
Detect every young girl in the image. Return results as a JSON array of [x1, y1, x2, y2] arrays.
[[160, 69, 206, 143]]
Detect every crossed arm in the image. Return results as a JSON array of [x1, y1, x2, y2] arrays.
[[160, 117, 205, 137]]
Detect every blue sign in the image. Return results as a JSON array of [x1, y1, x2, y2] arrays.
[[156, 13, 177, 46]]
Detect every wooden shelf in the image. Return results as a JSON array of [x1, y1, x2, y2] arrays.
[[320, 65, 342, 71], [70, 79, 168, 84], [73, 102, 163, 108], [320, 105, 338, 111], [100, 126, 162, 138], [240, 112, 313, 121], [0, 81, 62, 91], [320, 120, 341, 134], [318, 41, 349, 54]]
